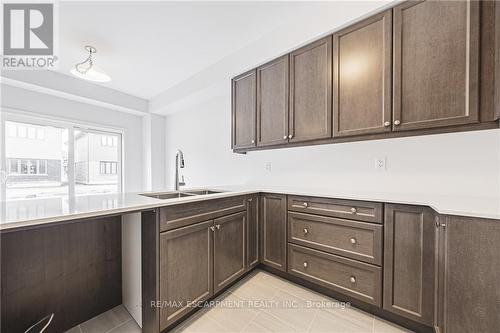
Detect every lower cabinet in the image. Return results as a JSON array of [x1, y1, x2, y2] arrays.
[[159, 212, 247, 330], [260, 193, 287, 271], [214, 212, 246, 292], [159, 220, 214, 330], [437, 215, 500, 333], [246, 194, 259, 270], [383, 204, 437, 326]]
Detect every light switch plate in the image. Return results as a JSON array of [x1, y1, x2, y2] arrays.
[[265, 162, 272, 173]]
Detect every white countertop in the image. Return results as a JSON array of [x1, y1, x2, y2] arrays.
[[1, 185, 499, 231]]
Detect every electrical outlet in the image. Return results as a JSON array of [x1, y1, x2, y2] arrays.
[[265, 162, 272, 173], [374, 157, 386, 171]]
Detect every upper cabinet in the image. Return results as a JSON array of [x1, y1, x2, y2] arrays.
[[289, 36, 332, 143], [231, 0, 497, 153], [393, 0, 480, 131], [232, 69, 256, 149], [333, 10, 392, 137], [257, 56, 289, 146]]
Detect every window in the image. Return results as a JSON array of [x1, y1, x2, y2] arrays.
[[1, 119, 122, 200], [7, 159, 48, 175], [99, 161, 118, 175]]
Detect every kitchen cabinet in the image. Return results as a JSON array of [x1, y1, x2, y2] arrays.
[[333, 10, 392, 137], [257, 56, 289, 146], [393, 0, 480, 131], [213, 212, 246, 293], [159, 220, 214, 330], [437, 215, 500, 333], [260, 193, 287, 271], [246, 194, 259, 270], [289, 36, 332, 143], [232, 69, 256, 149], [383, 204, 437, 326], [495, 0, 500, 120]]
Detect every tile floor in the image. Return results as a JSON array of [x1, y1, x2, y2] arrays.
[[66, 270, 413, 333]]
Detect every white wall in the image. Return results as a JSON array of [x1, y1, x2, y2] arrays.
[[165, 94, 500, 200], [1, 84, 146, 192]]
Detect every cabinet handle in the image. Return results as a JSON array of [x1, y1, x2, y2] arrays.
[[384, 121, 390, 127], [350, 237, 357, 245], [209, 226, 215, 232], [283, 135, 288, 140], [248, 198, 253, 202], [303, 261, 308, 268], [303, 228, 309, 235], [251, 139, 255, 144], [350, 276, 356, 283], [215, 224, 221, 230], [350, 207, 357, 214], [303, 202, 308, 208], [394, 120, 401, 126], [288, 134, 293, 139]]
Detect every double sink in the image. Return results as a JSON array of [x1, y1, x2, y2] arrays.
[[140, 189, 223, 200]]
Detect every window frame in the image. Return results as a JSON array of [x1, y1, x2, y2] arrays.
[[0, 109, 124, 200]]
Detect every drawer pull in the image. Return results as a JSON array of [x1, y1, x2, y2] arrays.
[[350, 237, 357, 245], [303, 228, 309, 235], [303, 261, 308, 268], [350, 276, 356, 284], [303, 202, 308, 208], [350, 207, 357, 214]]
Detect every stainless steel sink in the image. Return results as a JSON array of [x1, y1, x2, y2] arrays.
[[140, 189, 224, 200], [182, 189, 223, 195], [140, 192, 194, 200]]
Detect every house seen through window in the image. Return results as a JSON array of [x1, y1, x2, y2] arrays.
[[3, 120, 122, 200]]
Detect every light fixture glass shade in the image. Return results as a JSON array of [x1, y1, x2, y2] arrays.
[[70, 65, 111, 82]]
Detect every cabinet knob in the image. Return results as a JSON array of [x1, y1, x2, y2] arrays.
[[251, 139, 255, 144], [350, 237, 357, 245], [350, 207, 357, 214], [303, 228, 309, 235], [209, 226, 215, 232], [303, 261, 308, 268], [350, 276, 356, 283], [288, 134, 293, 139], [384, 121, 390, 127], [394, 120, 401, 126], [303, 202, 308, 208], [283, 135, 288, 140], [215, 224, 221, 230]]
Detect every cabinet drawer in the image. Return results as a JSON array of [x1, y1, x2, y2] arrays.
[[288, 244, 382, 306], [288, 212, 382, 265], [288, 195, 383, 223], [160, 196, 246, 231]]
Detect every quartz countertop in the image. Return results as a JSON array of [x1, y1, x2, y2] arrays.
[[1, 185, 499, 231]]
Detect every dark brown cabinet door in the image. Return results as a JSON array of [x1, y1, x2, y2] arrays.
[[393, 0, 480, 131], [159, 220, 214, 330], [257, 56, 289, 146], [246, 194, 259, 270], [289, 37, 332, 143], [232, 69, 256, 149], [438, 216, 500, 333], [260, 193, 287, 271], [383, 204, 437, 326], [214, 211, 246, 293], [333, 10, 392, 137]]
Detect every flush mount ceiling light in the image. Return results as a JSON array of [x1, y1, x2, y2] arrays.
[[70, 45, 111, 82]]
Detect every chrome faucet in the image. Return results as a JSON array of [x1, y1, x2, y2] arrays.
[[174, 150, 186, 191]]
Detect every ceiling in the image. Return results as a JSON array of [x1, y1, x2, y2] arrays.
[[57, 1, 313, 99]]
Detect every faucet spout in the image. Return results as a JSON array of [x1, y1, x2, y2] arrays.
[[174, 150, 186, 190]]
